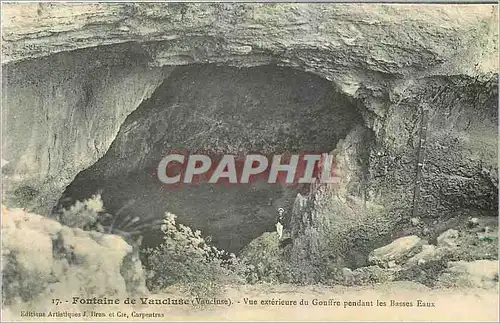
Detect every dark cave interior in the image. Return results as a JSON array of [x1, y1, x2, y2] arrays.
[[54, 64, 367, 253]]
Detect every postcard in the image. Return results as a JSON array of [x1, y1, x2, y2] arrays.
[[1, 1, 498, 322]]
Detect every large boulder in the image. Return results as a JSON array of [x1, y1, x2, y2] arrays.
[[437, 229, 460, 248], [368, 235, 424, 268], [1, 206, 146, 307], [405, 244, 441, 267]]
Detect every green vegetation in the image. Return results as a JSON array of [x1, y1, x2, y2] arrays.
[[57, 194, 104, 230], [142, 212, 244, 300], [238, 232, 293, 284]]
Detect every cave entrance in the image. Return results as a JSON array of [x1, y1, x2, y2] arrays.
[[54, 64, 364, 254]]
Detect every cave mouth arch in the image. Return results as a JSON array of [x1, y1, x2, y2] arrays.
[[54, 64, 365, 254]]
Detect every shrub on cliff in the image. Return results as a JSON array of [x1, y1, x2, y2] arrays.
[[57, 194, 104, 229], [143, 212, 243, 299]]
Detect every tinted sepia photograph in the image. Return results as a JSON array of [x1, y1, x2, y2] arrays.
[[1, 1, 499, 322]]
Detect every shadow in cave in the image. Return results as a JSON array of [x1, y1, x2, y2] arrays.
[[54, 64, 364, 254]]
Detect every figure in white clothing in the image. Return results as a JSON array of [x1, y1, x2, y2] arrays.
[[276, 208, 285, 240]]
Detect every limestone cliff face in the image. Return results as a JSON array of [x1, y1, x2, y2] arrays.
[[1, 3, 498, 255], [2, 48, 171, 213], [3, 3, 498, 76]]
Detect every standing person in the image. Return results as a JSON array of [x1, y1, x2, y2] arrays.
[[276, 209, 284, 240]]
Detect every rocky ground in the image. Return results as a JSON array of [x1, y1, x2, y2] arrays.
[[2, 205, 498, 321]]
